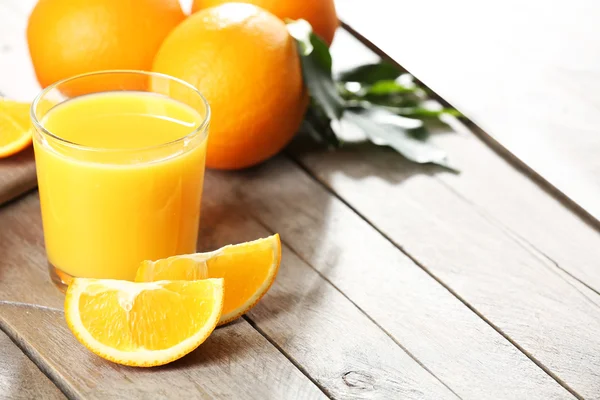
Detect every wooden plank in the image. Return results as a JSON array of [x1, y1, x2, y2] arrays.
[[201, 156, 574, 400], [0, 0, 40, 206], [0, 302, 327, 400], [0, 191, 460, 399], [290, 137, 600, 399], [0, 330, 65, 400], [336, 0, 600, 225], [329, 28, 600, 296]]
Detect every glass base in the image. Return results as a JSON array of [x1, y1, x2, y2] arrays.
[[48, 263, 74, 293]]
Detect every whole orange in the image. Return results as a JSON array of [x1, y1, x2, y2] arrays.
[[192, 0, 338, 45], [27, 0, 185, 91], [153, 3, 308, 170]]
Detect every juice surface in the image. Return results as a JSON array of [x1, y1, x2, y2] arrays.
[[34, 91, 207, 280]]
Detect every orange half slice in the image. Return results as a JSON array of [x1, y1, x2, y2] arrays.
[[65, 278, 224, 367], [135, 234, 281, 325], [0, 99, 32, 158]]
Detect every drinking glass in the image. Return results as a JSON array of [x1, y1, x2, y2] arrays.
[[31, 71, 210, 290]]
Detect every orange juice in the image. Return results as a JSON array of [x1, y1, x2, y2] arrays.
[[33, 90, 208, 281]]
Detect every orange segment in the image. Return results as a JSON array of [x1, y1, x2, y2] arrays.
[[0, 99, 32, 158], [65, 278, 224, 367], [136, 234, 281, 325]]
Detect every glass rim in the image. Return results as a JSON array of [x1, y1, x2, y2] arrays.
[[30, 70, 211, 153]]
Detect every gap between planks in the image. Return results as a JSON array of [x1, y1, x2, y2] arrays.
[[0, 329, 66, 400], [242, 315, 334, 400], [434, 177, 600, 300]]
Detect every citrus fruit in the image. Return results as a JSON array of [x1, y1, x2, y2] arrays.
[[65, 278, 224, 367], [27, 0, 185, 93], [191, 0, 339, 45], [152, 4, 308, 170], [0, 99, 32, 158], [135, 234, 281, 325]]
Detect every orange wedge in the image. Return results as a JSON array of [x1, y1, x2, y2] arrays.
[[136, 234, 281, 325], [65, 278, 224, 367], [0, 98, 32, 158]]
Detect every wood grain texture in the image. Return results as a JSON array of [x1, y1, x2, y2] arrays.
[[336, 0, 600, 225], [291, 140, 600, 399], [0, 193, 62, 309], [200, 156, 573, 400], [0, 192, 459, 399], [0, 0, 40, 206], [0, 301, 327, 400], [198, 193, 459, 400], [0, 330, 65, 400], [0, 193, 324, 399]]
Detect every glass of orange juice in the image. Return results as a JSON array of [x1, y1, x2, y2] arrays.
[[31, 71, 210, 290]]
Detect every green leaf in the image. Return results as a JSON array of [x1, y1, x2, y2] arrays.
[[309, 32, 333, 72], [289, 19, 343, 146], [338, 62, 404, 84], [366, 80, 416, 95], [380, 105, 463, 119], [290, 19, 460, 170], [342, 108, 458, 172], [302, 106, 341, 148], [286, 19, 313, 56], [405, 107, 463, 118], [296, 32, 345, 121], [342, 86, 422, 109], [363, 93, 422, 108]]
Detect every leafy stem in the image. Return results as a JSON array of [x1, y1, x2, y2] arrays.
[[287, 19, 461, 172]]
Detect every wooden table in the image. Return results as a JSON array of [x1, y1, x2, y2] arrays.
[[1, 1, 600, 399]]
